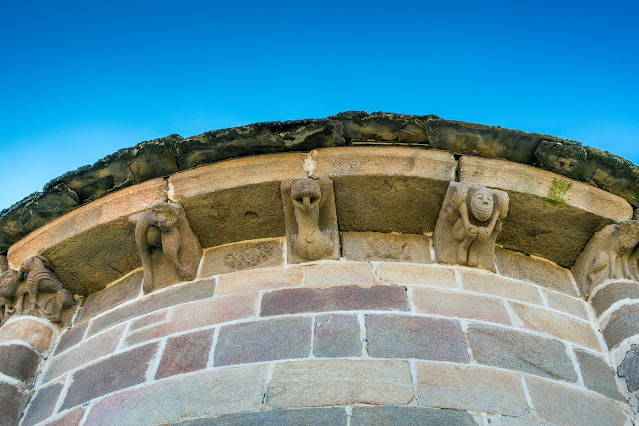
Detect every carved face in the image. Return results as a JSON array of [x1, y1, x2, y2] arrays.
[[150, 203, 179, 231], [470, 188, 494, 222], [0, 270, 20, 298], [19, 256, 48, 274], [290, 178, 322, 210]]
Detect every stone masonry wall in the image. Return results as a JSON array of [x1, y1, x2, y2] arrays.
[[19, 235, 633, 425]]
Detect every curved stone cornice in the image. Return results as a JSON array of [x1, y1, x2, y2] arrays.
[[1, 111, 637, 252]]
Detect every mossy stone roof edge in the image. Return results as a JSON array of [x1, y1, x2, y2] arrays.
[[1, 111, 637, 253]]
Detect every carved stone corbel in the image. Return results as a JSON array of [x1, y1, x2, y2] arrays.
[[129, 202, 202, 294], [281, 177, 340, 263], [434, 182, 509, 271], [572, 220, 639, 298], [0, 255, 74, 326]]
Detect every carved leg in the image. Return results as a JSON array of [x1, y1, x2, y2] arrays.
[[456, 236, 473, 266], [161, 227, 190, 280]]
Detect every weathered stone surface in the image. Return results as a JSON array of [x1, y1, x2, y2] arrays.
[[311, 148, 456, 234], [509, 302, 600, 350], [282, 177, 340, 263], [266, 360, 414, 408], [0, 344, 41, 382], [458, 269, 543, 305], [602, 303, 639, 349], [78, 271, 142, 322], [0, 184, 80, 252], [44, 324, 125, 383], [21, 382, 64, 426], [584, 146, 639, 207], [526, 375, 629, 425], [200, 239, 283, 277], [494, 416, 548, 426], [261, 285, 409, 316], [366, 314, 469, 362], [47, 135, 180, 204], [61, 343, 158, 410], [129, 310, 168, 331], [574, 349, 624, 400], [85, 365, 266, 425], [0, 383, 30, 426], [376, 263, 457, 288], [54, 321, 88, 355], [591, 281, 639, 317], [332, 111, 432, 143], [42, 408, 85, 426], [156, 329, 214, 379], [542, 289, 589, 320], [303, 262, 374, 287], [169, 153, 306, 248], [177, 119, 344, 170], [428, 119, 544, 164], [434, 182, 509, 271], [215, 266, 302, 295], [618, 344, 639, 392], [87, 277, 217, 337], [0, 255, 8, 272], [342, 232, 432, 263], [533, 139, 588, 181], [215, 316, 311, 366], [313, 314, 361, 358], [495, 248, 578, 296], [415, 362, 529, 417], [125, 293, 255, 346], [8, 178, 168, 294], [467, 324, 577, 381], [351, 405, 477, 426], [412, 287, 511, 325], [179, 408, 346, 426], [0, 318, 54, 354], [459, 156, 632, 268]]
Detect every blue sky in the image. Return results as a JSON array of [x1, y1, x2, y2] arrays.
[[1, 0, 637, 210]]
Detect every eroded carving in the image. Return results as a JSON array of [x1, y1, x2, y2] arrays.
[[572, 220, 639, 297], [129, 203, 202, 294], [223, 243, 276, 270], [281, 177, 340, 262], [434, 182, 509, 271], [0, 256, 74, 325]]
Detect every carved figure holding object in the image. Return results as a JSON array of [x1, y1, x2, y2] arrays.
[[281, 177, 340, 262], [129, 202, 201, 294], [18, 256, 74, 324], [434, 182, 509, 271]]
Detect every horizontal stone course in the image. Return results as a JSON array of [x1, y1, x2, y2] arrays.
[[214, 316, 312, 366], [0, 344, 41, 383], [351, 405, 477, 426], [261, 285, 409, 316], [0, 318, 54, 354], [44, 324, 125, 383], [412, 287, 511, 325], [125, 293, 256, 346], [85, 365, 267, 425], [541, 289, 589, 320], [21, 382, 64, 426], [376, 263, 457, 288], [215, 266, 302, 295], [526, 375, 629, 425], [366, 314, 469, 362], [342, 232, 432, 263], [87, 277, 217, 337], [415, 362, 529, 417], [591, 281, 639, 317], [176, 408, 347, 425], [129, 310, 168, 331], [458, 269, 543, 305], [509, 302, 600, 350], [61, 343, 158, 410], [200, 238, 283, 277], [303, 262, 374, 287], [54, 321, 88, 355], [42, 408, 85, 426], [467, 323, 577, 382], [155, 329, 214, 379], [266, 360, 414, 408]]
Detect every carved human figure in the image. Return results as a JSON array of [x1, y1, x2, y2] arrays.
[[129, 203, 201, 294], [0, 269, 21, 325], [572, 220, 639, 297], [281, 177, 339, 262], [434, 183, 509, 271]]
